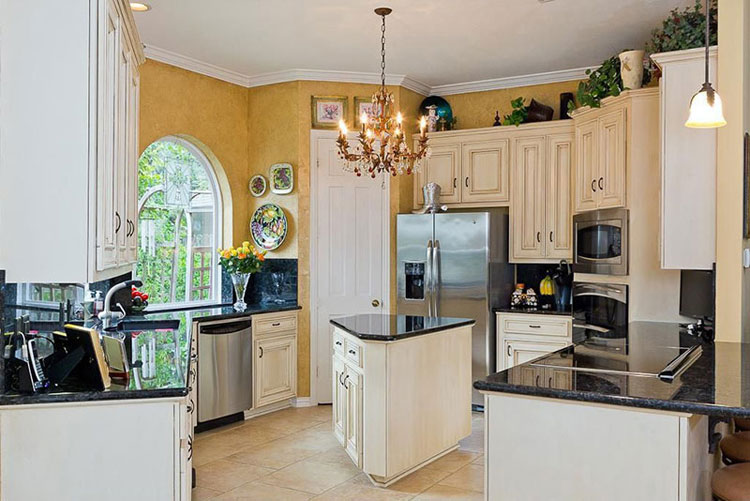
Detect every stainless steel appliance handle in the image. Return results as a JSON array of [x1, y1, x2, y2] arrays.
[[432, 240, 440, 317], [573, 283, 627, 303], [572, 321, 613, 334], [199, 319, 253, 334], [658, 345, 702, 381], [426, 240, 433, 317]]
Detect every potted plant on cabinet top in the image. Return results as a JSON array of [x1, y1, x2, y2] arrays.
[[218, 242, 266, 311], [646, 0, 717, 55]]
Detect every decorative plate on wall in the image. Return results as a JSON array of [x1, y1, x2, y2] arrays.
[[249, 174, 267, 197], [251, 203, 288, 251], [270, 163, 294, 194]]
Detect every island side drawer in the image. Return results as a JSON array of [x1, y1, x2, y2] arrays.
[[344, 339, 363, 368], [499, 314, 571, 338], [333, 330, 345, 354], [254, 312, 297, 335]]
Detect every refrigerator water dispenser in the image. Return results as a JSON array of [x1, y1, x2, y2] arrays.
[[404, 262, 425, 300]]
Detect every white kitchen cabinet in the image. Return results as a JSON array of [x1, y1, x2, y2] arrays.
[[252, 311, 298, 410], [497, 313, 572, 370], [0, 0, 144, 282], [461, 138, 510, 204], [414, 138, 461, 205], [651, 47, 717, 270], [510, 131, 574, 263], [331, 323, 473, 487]]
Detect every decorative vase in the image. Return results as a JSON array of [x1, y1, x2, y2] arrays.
[[619, 50, 645, 90], [231, 272, 251, 311]]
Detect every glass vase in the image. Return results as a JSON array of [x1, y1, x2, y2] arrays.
[[231, 272, 251, 311]]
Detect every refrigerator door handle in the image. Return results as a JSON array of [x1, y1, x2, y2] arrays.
[[432, 240, 440, 317], [426, 240, 433, 317]]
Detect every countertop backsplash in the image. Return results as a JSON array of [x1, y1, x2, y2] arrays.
[[243, 258, 298, 306]]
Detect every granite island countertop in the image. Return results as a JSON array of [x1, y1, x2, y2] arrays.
[[331, 314, 474, 342], [474, 321, 750, 419], [0, 302, 300, 405], [493, 307, 572, 316]]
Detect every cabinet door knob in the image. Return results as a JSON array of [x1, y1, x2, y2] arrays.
[[507, 345, 512, 357], [591, 179, 597, 192], [598, 177, 604, 190], [465, 177, 469, 188], [259, 346, 264, 359], [115, 212, 121, 233], [549, 231, 553, 242]]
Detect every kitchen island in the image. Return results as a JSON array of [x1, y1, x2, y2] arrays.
[[475, 322, 749, 501], [330, 314, 475, 487]]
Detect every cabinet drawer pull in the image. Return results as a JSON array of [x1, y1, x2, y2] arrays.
[[115, 212, 121, 233], [549, 231, 553, 242], [465, 177, 469, 188], [598, 177, 604, 190], [348, 349, 356, 355], [259, 346, 264, 358], [271, 322, 281, 327], [343, 374, 350, 389], [507, 345, 512, 357], [536, 232, 541, 243], [335, 340, 342, 347], [339, 372, 344, 385], [548, 377, 553, 387], [528, 325, 541, 329], [591, 179, 597, 192], [535, 375, 540, 386]]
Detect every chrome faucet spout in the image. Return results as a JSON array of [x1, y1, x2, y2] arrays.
[[98, 279, 142, 329]]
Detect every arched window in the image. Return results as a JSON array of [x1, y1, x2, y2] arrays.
[[137, 137, 223, 308]]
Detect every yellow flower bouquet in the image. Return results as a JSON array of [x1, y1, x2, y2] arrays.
[[218, 242, 266, 310]]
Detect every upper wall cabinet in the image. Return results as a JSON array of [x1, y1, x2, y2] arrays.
[[0, 0, 144, 282], [413, 129, 510, 208], [651, 47, 717, 270], [571, 101, 628, 212]]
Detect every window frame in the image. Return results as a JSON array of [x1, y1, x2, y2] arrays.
[[137, 136, 224, 311]]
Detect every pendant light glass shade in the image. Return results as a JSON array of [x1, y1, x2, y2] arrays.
[[685, 83, 727, 128]]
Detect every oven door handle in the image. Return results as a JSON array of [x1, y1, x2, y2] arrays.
[[572, 321, 613, 334]]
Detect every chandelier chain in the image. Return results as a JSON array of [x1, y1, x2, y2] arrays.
[[380, 13, 386, 88]]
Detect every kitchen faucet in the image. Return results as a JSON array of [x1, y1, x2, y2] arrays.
[[98, 279, 142, 329]]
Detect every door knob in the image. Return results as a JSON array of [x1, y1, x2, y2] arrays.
[[371, 299, 380, 308]]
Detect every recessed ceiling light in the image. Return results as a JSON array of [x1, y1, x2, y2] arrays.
[[130, 2, 151, 12]]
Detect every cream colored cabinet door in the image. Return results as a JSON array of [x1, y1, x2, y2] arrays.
[[124, 55, 140, 265], [254, 334, 297, 408], [598, 108, 627, 209], [96, 0, 122, 271], [415, 139, 460, 206], [511, 136, 546, 260], [343, 367, 363, 467], [461, 138, 510, 204], [115, 26, 130, 262], [574, 118, 599, 213], [332, 355, 346, 446], [503, 338, 569, 370], [546, 134, 573, 259]]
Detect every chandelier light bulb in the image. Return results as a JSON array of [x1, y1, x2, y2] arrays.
[[420, 116, 426, 131], [396, 112, 403, 124], [360, 113, 368, 126], [339, 120, 348, 135]]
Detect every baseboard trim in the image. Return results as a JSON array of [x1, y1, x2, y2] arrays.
[[243, 399, 292, 420], [292, 397, 315, 408], [366, 444, 460, 487]]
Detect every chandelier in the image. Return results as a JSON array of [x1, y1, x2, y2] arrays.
[[337, 7, 429, 178]]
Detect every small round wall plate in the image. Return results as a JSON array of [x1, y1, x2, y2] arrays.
[[251, 203, 288, 251], [249, 174, 267, 197]]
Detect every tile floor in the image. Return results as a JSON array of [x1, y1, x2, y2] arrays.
[[193, 405, 484, 500]]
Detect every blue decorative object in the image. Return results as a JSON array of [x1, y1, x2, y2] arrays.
[[419, 96, 453, 130]]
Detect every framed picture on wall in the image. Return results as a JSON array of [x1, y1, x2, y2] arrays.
[[311, 96, 347, 129], [354, 96, 377, 128]]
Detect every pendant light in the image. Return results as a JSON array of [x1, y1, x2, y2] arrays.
[[685, 0, 726, 128]]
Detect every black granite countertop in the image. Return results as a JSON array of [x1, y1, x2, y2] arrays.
[[331, 314, 474, 341], [0, 302, 299, 405], [474, 322, 750, 419], [494, 307, 572, 316]]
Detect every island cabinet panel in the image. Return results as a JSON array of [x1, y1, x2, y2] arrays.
[[0, 399, 190, 500], [0, 0, 144, 282], [331, 325, 472, 486], [484, 394, 711, 501]]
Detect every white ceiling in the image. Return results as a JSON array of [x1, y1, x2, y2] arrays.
[[133, 0, 695, 89]]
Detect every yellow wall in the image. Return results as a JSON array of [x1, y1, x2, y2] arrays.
[[138, 60, 251, 242], [140, 59, 583, 397], [446, 80, 581, 130]]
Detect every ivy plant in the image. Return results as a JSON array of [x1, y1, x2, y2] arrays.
[[502, 97, 528, 127], [646, 0, 717, 54], [568, 54, 651, 112]]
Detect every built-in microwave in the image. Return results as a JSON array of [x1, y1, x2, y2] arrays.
[[573, 208, 629, 276]]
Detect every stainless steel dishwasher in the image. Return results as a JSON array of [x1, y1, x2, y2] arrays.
[[198, 317, 253, 423]]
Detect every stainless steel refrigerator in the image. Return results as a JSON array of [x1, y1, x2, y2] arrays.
[[396, 209, 514, 407]]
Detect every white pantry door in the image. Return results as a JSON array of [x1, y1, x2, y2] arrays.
[[312, 133, 388, 403]]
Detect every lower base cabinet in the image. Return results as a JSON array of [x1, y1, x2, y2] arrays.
[[252, 311, 298, 410]]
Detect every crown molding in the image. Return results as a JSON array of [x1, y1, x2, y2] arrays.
[[650, 45, 717, 67], [144, 44, 592, 97], [428, 66, 596, 96], [143, 45, 252, 86]]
